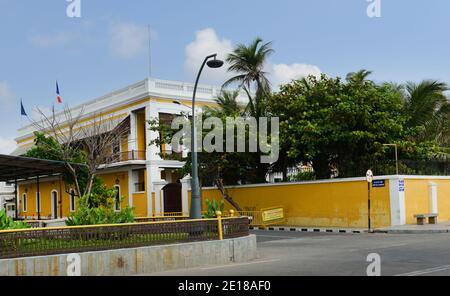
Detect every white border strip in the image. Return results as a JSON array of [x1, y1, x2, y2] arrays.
[[200, 175, 450, 190]]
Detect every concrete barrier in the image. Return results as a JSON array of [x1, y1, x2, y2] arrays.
[[0, 235, 257, 276]]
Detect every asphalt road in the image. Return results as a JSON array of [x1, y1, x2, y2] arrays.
[[150, 230, 450, 276]]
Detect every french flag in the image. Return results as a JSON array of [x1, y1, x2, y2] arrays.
[[56, 81, 62, 104]]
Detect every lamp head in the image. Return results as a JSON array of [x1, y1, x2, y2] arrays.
[[207, 57, 224, 69]]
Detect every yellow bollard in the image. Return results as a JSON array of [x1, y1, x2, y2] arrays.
[[229, 210, 235, 217], [216, 211, 223, 240]]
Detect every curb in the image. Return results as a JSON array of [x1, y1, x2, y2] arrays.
[[373, 229, 450, 234], [249, 226, 367, 234]]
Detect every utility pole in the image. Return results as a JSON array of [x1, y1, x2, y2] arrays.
[[366, 170, 373, 233], [383, 144, 399, 175]]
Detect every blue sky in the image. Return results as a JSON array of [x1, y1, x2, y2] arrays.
[[1, 0, 450, 153]]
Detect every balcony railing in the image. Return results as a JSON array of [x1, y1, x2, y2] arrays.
[[109, 150, 146, 163]]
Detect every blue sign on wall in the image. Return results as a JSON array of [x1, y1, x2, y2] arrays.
[[372, 180, 386, 188], [399, 180, 405, 192]]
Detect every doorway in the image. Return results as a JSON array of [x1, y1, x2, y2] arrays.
[[51, 191, 58, 219], [162, 183, 182, 213]]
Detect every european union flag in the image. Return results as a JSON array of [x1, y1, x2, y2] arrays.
[[20, 99, 28, 117]]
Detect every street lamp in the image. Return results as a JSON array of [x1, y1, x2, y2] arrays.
[[190, 54, 224, 219], [383, 144, 399, 175]]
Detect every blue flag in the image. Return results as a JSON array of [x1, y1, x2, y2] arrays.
[[20, 99, 28, 116]]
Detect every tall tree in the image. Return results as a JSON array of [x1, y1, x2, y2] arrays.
[[27, 107, 129, 197], [269, 72, 436, 179], [224, 37, 273, 92], [224, 38, 274, 119], [401, 80, 450, 147]]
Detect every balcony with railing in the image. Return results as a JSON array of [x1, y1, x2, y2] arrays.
[[109, 150, 146, 163]]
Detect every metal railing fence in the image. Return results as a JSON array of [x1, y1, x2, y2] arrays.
[[0, 217, 249, 259]]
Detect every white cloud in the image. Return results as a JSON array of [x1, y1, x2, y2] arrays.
[[185, 28, 233, 83], [184, 28, 321, 88], [0, 137, 16, 155], [0, 81, 16, 109], [271, 63, 322, 87], [29, 32, 74, 48], [109, 22, 150, 59]]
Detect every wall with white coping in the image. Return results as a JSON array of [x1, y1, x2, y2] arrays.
[[0, 235, 257, 276]]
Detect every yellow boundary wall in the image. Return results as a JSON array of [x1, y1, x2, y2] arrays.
[[200, 176, 450, 228], [17, 174, 450, 229]]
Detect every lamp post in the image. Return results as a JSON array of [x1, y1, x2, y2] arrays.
[[383, 144, 399, 175], [190, 54, 224, 219]]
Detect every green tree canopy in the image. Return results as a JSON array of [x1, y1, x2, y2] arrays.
[[269, 73, 438, 179]]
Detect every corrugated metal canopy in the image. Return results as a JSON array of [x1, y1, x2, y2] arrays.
[[0, 155, 84, 182], [10, 145, 34, 157]]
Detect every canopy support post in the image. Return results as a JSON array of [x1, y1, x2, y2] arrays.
[[37, 175, 41, 220]]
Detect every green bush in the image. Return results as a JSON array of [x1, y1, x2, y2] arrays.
[[66, 186, 135, 226], [289, 172, 317, 182], [203, 199, 225, 218], [0, 209, 30, 230]]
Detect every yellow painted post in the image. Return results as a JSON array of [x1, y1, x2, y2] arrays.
[[229, 209, 235, 217], [216, 211, 223, 240]]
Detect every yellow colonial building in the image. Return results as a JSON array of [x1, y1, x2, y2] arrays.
[[12, 78, 245, 220]]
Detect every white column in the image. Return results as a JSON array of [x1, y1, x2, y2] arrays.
[[429, 182, 438, 214], [153, 180, 168, 216], [128, 112, 137, 151], [389, 177, 406, 226], [145, 103, 163, 216], [146, 103, 162, 162], [181, 176, 191, 216]]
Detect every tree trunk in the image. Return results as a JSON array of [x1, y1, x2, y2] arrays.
[[282, 163, 288, 182], [313, 157, 331, 180], [66, 163, 82, 198], [84, 172, 95, 197], [215, 179, 243, 212]]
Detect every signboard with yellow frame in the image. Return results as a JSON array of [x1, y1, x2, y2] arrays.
[[261, 206, 285, 225]]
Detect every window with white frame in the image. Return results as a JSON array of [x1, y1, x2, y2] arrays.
[[69, 189, 76, 212], [114, 185, 121, 211], [22, 193, 27, 212]]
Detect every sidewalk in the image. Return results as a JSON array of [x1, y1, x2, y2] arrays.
[[375, 222, 450, 234]]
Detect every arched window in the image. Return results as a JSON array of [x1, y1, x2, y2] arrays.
[[22, 193, 27, 213], [114, 185, 121, 212], [69, 189, 76, 212]]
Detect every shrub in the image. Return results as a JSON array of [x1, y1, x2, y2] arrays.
[[66, 186, 135, 226], [203, 199, 225, 218], [0, 209, 30, 230], [289, 172, 317, 182]]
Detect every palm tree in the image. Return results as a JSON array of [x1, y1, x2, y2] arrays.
[[346, 69, 373, 84], [402, 80, 449, 146], [223, 38, 274, 120], [224, 37, 273, 94], [205, 90, 242, 117]]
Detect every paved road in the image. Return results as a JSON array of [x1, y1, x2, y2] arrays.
[[150, 230, 450, 276]]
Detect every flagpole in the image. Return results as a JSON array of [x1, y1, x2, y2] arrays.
[[148, 25, 152, 78]]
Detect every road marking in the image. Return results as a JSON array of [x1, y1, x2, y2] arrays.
[[257, 234, 334, 240], [200, 259, 281, 270], [396, 265, 450, 276], [371, 243, 408, 250], [257, 234, 301, 239]]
